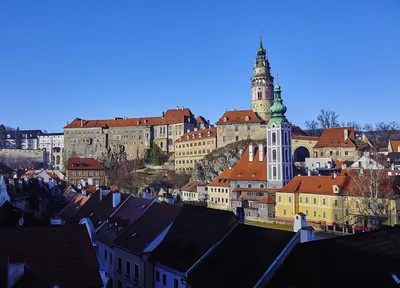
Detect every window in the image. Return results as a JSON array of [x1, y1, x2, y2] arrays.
[[323, 212, 326, 218], [257, 91, 262, 99], [313, 211, 316, 217], [162, 274, 167, 286], [300, 197, 302, 203], [126, 261, 131, 277], [260, 184, 264, 188], [272, 149, 277, 161], [322, 198, 326, 205], [273, 167, 277, 178], [117, 257, 122, 273], [345, 151, 349, 156], [272, 132, 276, 144], [306, 197, 308, 203], [247, 184, 252, 188], [104, 250, 108, 262], [334, 199, 338, 206], [334, 214, 338, 221], [306, 210, 308, 216], [236, 184, 240, 188], [329, 151, 333, 156], [284, 209, 286, 215], [336, 151, 339, 156], [278, 196, 281, 202], [288, 196, 292, 203], [134, 264, 139, 279], [313, 198, 316, 204], [235, 136, 239, 141]]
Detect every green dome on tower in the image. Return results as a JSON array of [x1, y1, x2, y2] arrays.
[[268, 79, 288, 125]]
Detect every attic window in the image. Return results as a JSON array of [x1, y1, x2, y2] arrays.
[[245, 116, 250, 121], [252, 172, 256, 177], [317, 184, 321, 188], [223, 117, 228, 122]]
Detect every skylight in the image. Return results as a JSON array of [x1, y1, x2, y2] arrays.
[[132, 232, 137, 238]]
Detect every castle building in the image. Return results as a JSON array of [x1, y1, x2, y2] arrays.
[[38, 132, 64, 170], [64, 107, 209, 161], [216, 38, 307, 149], [174, 128, 217, 172]]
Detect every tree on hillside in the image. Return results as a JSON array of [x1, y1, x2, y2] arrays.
[[317, 109, 340, 129], [349, 161, 397, 228], [146, 143, 168, 165], [363, 122, 400, 148]]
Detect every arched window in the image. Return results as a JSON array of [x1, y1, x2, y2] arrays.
[[55, 155, 60, 165], [272, 149, 277, 161], [286, 166, 289, 179], [160, 142, 164, 148], [247, 184, 252, 188], [260, 184, 265, 188], [236, 184, 240, 188], [285, 132, 288, 145], [273, 167, 277, 178], [272, 132, 276, 144]]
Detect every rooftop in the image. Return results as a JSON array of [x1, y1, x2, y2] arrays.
[[187, 224, 295, 288], [66, 158, 106, 170], [151, 205, 238, 273], [181, 181, 208, 193], [175, 128, 217, 143], [0, 225, 102, 287], [216, 109, 264, 125]]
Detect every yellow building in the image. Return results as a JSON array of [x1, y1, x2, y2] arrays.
[[174, 128, 217, 172], [276, 173, 398, 232], [206, 169, 232, 210]]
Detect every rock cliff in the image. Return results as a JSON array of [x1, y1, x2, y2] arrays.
[[191, 139, 265, 182]]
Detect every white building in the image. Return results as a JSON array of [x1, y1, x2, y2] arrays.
[[180, 181, 208, 202], [38, 133, 64, 170], [350, 155, 384, 170], [5, 130, 42, 150]]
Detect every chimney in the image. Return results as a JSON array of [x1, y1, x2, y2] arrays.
[[80, 119, 83, 127], [176, 106, 179, 110], [344, 129, 349, 140], [258, 144, 264, 162], [300, 226, 315, 243], [307, 170, 311, 176], [342, 163, 347, 170], [8, 261, 25, 288], [99, 187, 111, 201], [187, 129, 191, 133], [66, 121, 69, 125], [142, 188, 153, 200], [181, 106, 184, 110], [294, 213, 307, 232], [333, 171, 338, 179], [249, 144, 254, 162], [194, 128, 198, 131], [112, 191, 121, 208]]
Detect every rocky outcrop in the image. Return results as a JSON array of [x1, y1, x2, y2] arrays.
[[191, 139, 265, 182]]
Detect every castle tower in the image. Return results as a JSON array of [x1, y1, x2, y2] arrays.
[[251, 36, 274, 122], [266, 80, 293, 189]]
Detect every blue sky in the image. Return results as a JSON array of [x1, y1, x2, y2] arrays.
[[1, 0, 399, 132]]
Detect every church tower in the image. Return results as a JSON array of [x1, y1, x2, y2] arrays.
[[266, 81, 293, 189], [251, 36, 274, 122]]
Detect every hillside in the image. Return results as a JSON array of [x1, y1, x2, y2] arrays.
[[191, 139, 265, 182]]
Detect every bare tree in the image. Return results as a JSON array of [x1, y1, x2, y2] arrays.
[[304, 120, 321, 136], [349, 166, 397, 228], [0, 124, 6, 149], [317, 110, 340, 128], [363, 121, 400, 148]]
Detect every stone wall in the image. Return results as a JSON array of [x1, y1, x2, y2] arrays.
[[0, 149, 44, 169], [217, 123, 266, 148]]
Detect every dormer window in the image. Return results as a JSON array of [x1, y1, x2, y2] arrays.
[[223, 117, 228, 122], [245, 116, 250, 121]]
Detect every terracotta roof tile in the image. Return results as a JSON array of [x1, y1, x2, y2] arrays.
[[314, 127, 357, 148], [292, 135, 320, 141], [66, 158, 106, 170], [181, 181, 208, 192], [64, 108, 195, 129], [216, 110, 264, 125], [196, 116, 208, 125], [176, 128, 217, 143]]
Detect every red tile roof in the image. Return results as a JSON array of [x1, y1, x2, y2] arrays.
[[181, 181, 208, 192], [208, 170, 233, 187], [196, 116, 208, 125], [390, 140, 400, 152], [59, 193, 90, 221], [279, 175, 355, 195], [66, 158, 106, 170], [64, 108, 195, 129], [216, 110, 264, 125], [291, 126, 308, 136], [232, 187, 278, 193], [0, 225, 102, 287], [229, 145, 267, 181], [259, 196, 276, 204], [292, 135, 320, 141], [314, 127, 359, 148], [176, 128, 217, 143]]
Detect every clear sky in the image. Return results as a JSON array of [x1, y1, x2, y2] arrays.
[[1, 0, 399, 132]]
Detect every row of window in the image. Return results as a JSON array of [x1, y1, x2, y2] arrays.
[[315, 150, 350, 157], [176, 167, 193, 172], [210, 197, 228, 203], [69, 179, 99, 186], [236, 183, 265, 189], [209, 187, 229, 193], [176, 159, 198, 165], [222, 135, 251, 142], [103, 250, 140, 281], [176, 149, 211, 156], [279, 196, 347, 208], [68, 170, 102, 177], [155, 270, 179, 288], [177, 140, 214, 148]]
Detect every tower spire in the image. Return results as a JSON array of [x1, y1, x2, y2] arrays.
[[260, 30, 263, 49]]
